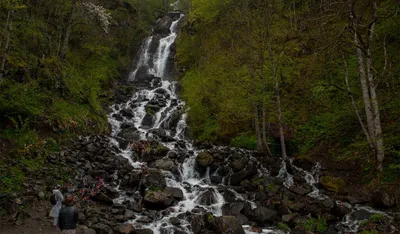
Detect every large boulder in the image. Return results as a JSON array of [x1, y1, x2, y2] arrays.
[[155, 159, 179, 174], [250, 207, 277, 225], [196, 189, 218, 206], [196, 152, 213, 167], [143, 169, 166, 189], [154, 16, 173, 35], [214, 216, 246, 234], [371, 189, 396, 208], [319, 176, 345, 193], [165, 187, 184, 200], [144, 191, 174, 209], [222, 202, 245, 215]]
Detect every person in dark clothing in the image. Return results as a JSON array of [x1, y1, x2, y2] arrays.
[[58, 194, 79, 234]]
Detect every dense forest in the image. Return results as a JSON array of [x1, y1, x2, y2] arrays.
[[0, 0, 189, 192], [177, 0, 400, 187]]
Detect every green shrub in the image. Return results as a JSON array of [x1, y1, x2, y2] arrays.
[[231, 134, 257, 150], [302, 216, 327, 233], [277, 222, 290, 231], [370, 213, 386, 223]]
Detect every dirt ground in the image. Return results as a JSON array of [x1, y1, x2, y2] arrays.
[[0, 200, 61, 234]]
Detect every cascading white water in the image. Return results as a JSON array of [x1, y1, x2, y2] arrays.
[[107, 12, 394, 234]]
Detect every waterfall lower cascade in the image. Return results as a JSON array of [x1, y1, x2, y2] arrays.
[[106, 12, 397, 234]]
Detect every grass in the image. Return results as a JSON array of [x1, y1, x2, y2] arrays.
[[301, 216, 328, 233]]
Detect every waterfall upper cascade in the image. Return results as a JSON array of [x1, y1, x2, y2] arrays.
[[106, 12, 396, 234]]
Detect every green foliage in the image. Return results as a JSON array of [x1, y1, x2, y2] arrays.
[[302, 216, 328, 233], [230, 134, 258, 150], [369, 213, 386, 223], [360, 231, 379, 234], [277, 222, 290, 231]]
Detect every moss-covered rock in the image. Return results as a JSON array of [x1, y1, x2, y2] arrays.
[[319, 176, 345, 193], [196, 152, 213, 167]]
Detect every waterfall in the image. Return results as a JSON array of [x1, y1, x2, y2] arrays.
[[106, 12, 394, 234]]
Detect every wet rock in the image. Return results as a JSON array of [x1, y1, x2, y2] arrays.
[[351, 208, 373, 220], [164, 187, 184, 200], [91, 223, 113, 234], [330, 202, 351, 218], [230, 160, 245, 172], [196, 189, 218, 206], [214, 216, 245, 234], [154, 16, 173, 35], [155, 159, 178, 174], [222, 202, 245, 215], [120, 109, 134, 118], [196, 152, 213, 167], [141, 114, 154, 128], [236, 214, 249, 225], [250, 207, 277, 224], [91, 192, 113, 205], [289, 185, 312, 195], [190, 215, 204, 234], [371, 189, 396, 208], [223, 189, 239, 202], [144, 169, 166, 189], [289, 202, 306, 212], [170, 216, 181, 226], [144, 191, 174, 209], [210, 175, 222, 184], [322, 198, 335, 209], [282, 214, 295, 222]]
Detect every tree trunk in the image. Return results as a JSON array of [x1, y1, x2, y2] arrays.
[[352, 21, 376, 151], [254, 104, 264, 153], [59, 0, 77, 60], [0, 9, 14, 82], [343, 56, 374, 151], [269, 44, 287, 159], [366, 5, 385, 170], [262, 104, 273, 157]]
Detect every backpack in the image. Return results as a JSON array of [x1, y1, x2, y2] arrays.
[[50, 194, 57, 205]]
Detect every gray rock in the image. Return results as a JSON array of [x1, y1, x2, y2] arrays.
[[144, 191, 174, 209], [250, 207, 277, 224], [131, 229, 154, 234], [322, 198, 335, 209], [165, 187, 184, 200], [222, 202, 244, 215], [91, 223, 113, 234], [371, 189, 396, 208], [124, 209, 135, 219], [214, 216, 245, 234], [289, 185, 312, 195]]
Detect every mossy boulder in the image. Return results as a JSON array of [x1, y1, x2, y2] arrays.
[[196, 152, 213, 167], [143, 191, 174, 209], [319, 176, 345, 193]]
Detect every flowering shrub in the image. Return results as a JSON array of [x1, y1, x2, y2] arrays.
[[82, 2, 112, 33]]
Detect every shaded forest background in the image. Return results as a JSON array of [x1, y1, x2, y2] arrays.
[[0, 0, 400, 201], [176, 0, 400, 192]]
